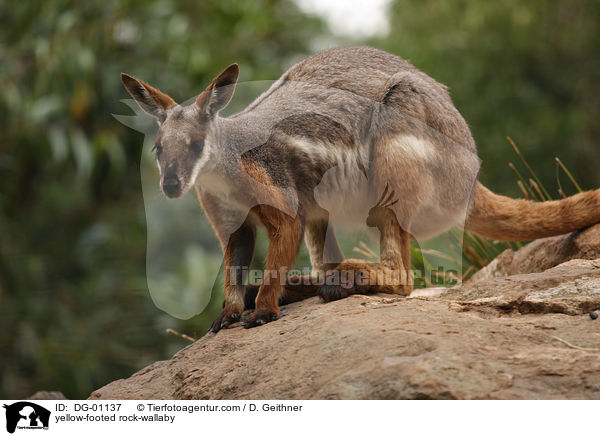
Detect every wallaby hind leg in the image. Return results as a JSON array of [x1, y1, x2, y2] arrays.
[[318, 186, 413, 301], [305, 218, 344, 274], [398, 229, 414, 292]]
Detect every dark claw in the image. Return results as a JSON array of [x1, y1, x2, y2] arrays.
[[209, 308, 241, 334]]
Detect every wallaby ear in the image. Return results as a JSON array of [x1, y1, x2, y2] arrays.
[[195, 63, 239, 115], [120, 73, 176, 120]]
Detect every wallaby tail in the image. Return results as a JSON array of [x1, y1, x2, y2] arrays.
[[465, 182, 600, 241]]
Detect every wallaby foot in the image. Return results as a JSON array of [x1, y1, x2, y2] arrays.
[[318, 281, 358, 302], [240, 309, 279, 328], [318, 259, 411, 302], [208, 306, 242, 333]]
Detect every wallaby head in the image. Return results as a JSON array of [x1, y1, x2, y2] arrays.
[[120, 64, 239, 198]]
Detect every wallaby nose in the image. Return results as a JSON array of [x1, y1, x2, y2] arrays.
[[162, 176, 181, 198]]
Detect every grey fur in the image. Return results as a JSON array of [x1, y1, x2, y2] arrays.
[[125, 46, 481, 269]]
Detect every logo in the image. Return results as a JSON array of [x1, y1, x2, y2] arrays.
[[2, 402, 50, 434]]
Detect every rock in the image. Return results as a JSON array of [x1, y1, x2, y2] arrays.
[[90, 262, 600, 400], [26, 391, 67, 400], [89, 225, 600, 400], [470, 224, 600, 282], [444, 259, 600, 315]]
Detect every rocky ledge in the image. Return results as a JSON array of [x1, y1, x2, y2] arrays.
[[89, 225, 600, 400]]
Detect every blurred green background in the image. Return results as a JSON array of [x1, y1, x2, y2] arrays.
[[1, 0, 599, 399]]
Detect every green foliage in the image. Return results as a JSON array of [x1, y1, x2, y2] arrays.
[[374, 0, 600, 195], [0, 0, 324, 399], [1, 0, 598, 400]]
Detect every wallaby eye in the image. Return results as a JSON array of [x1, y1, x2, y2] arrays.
[[190, 139, 204, 154], [152, 142, 162, 156]]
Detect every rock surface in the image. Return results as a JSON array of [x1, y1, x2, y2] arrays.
[[470, 224, 600, 282], [27, 391, 68, 400], [90, 226, 600, 400]]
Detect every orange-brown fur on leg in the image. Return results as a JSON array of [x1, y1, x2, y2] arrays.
[[304, 218, 344, 273], [368, 186, 413, 294], [318, 186, 413, 302], [210, 223, 256, 331], [198, 189, 258, 333], [399, 229, 413, 291], [240, 204, 304, 328], [205, 155, 313, 331], [244, 276, 320, 310], [317, 259, 407, 302]]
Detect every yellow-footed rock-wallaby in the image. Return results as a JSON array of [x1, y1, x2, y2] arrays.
[[121, 47, 600, 332]]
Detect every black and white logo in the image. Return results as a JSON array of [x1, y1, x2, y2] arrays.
[[3, 402, 50, 433]]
